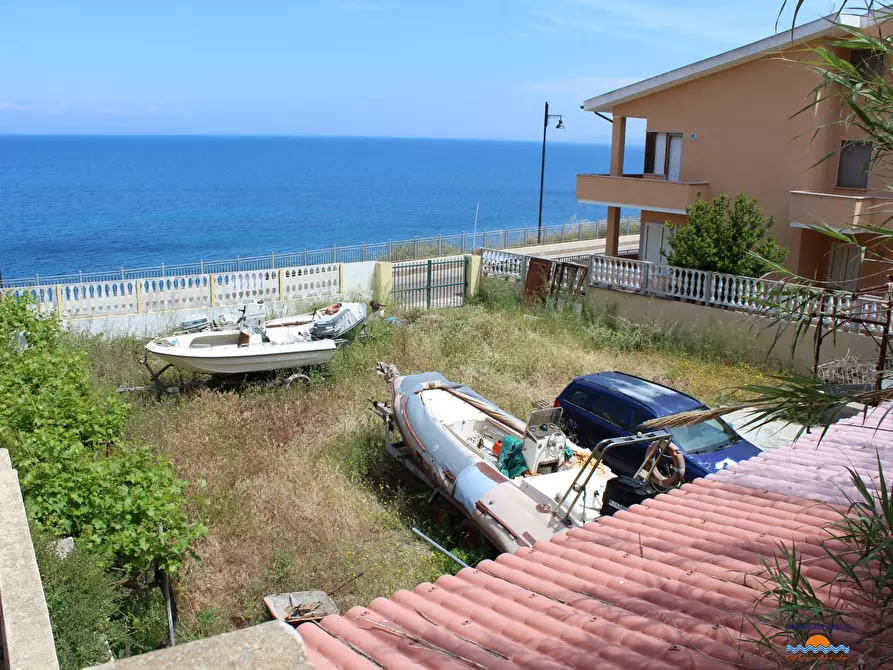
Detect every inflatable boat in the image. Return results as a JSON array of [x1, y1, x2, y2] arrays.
[[378, 367, 678, 554]]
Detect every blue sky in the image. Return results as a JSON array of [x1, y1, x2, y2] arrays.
[[0, 0, 842, 142]]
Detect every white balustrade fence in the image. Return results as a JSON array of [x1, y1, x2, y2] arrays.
[[0, 262, 343, 320], [480, 249, 889, 337]]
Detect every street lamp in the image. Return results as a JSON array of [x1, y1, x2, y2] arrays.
[[537, 101, 564, 244]]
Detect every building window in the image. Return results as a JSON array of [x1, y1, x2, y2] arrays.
[[850, 49, 885, 78], [644, 132, 666, 175], [644, 132, 682, 180], [836, 141, 873, 189]]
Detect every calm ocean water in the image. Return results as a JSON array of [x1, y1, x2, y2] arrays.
[[0, 136, 644, 280]]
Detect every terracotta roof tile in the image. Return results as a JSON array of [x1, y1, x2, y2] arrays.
[[299, 405, 893, 668]]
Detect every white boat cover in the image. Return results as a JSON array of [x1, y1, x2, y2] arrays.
[[310, 302, 367, 340]]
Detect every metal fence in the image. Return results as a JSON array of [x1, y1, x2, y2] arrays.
[[2, 216, 641, 289], [392, 258, 467, 309]]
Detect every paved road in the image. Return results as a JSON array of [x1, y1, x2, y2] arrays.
[[517, 234, 640, 260]]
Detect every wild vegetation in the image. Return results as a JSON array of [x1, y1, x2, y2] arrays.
[[67, 281, 778, 642], [0, 296, 205, 667]]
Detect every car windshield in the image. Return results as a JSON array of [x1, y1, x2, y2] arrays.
[[668, 418, 738, 454]]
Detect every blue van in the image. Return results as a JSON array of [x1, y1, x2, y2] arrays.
[[555, 371, 761, 481]]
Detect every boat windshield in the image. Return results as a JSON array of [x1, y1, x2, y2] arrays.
[[668, 418, 739, 454]]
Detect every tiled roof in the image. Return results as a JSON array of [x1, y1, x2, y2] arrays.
[[299, 407, 893, 669]]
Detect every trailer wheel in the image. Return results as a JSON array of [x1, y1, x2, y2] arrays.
[[283, 373, 310, 389], [432, 497, 453, 529], [457, 519, 483, 550]]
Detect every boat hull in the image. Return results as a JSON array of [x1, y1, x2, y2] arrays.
[[145, 339, 337, 375]]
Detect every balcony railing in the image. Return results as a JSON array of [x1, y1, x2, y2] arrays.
[[576, 174, 709, 214]]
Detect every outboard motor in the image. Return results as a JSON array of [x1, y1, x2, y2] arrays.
[[600, 475, 657, 517]]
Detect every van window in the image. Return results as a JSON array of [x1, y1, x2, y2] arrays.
[[565, 388, 592, 409], [630, 407, 653, 431], [590, 393, 630, 429]]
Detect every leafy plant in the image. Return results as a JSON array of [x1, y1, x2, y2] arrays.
[[665, 192, 788, 277], [0, 295, 205, 577]]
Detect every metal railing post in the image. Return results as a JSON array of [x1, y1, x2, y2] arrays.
[[461, 232, 466, 253], [438, 234, 443, 257], [200, 260, 204, 274], [303, 249, 308, 266], [333, 244, 337, 264], [388, 240, 393, 261], [413, 237, 418, 259], [271, 252, 275, 269], [161, 264, 165, 278], [426, 259, 433, 309], [361, 243, 366, 262]]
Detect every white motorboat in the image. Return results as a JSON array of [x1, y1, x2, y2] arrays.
[[145, 327, 338, 375]]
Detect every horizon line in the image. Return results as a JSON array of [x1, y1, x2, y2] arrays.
[[0, 132, 638, 146]]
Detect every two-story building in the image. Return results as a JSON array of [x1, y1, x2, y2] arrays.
[[578, 12, 891, 290]]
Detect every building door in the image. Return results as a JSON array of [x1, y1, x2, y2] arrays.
[[641, 221, 670, 264], [667, 134, 683, 182], [827, 243, 862, 290]]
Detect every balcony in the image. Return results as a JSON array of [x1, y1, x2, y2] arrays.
[[576, 174, 709, 215], [789, 190, 893, 230]]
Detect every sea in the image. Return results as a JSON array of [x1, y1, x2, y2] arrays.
[[0, 136, 644, 281]]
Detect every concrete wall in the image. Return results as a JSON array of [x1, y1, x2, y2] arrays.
[[63, 262, 380, 338], [583, 286, 878, 371], [465, 254, 482, 298], [0, 449, 59, 670], [89, 621, 312, 670]]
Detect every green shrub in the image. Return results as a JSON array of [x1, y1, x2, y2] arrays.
[[666, 192, 788, 277], [0, 296, 204, 577]]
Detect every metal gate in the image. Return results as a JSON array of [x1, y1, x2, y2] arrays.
[[392, 257, 467, 309]]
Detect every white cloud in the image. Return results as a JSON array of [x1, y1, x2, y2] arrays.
[[0, 101, 31, 112]]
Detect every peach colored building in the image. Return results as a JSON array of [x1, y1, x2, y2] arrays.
[[578, 12, 892, 290]]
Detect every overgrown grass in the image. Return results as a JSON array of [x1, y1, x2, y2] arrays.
[[79, 286, 779, 640]]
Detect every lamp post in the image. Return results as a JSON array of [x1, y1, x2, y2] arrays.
[[537, 101, 564, 244]]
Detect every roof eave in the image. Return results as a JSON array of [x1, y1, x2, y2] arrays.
[[582, 13, 865, 113]]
